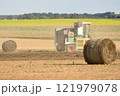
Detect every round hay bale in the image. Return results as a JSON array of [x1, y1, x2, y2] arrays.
[[2, 40, 17, 52], [83, 38, 117, 64]]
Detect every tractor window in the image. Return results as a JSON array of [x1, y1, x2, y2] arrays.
[[77, 26, 83, 36]]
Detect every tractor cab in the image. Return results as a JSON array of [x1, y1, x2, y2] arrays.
[[74, 21, 91, 38], [55, 21, 91, 52]]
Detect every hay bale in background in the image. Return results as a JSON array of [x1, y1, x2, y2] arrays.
[[2, 40, 17, 52], [84, 38, 117, 64]]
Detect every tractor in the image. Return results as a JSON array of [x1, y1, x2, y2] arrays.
[[55, 21, 91, 52]]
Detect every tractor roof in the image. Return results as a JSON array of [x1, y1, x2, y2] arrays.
[[74, 21, 91, 26], [82, 22, 91, 25]]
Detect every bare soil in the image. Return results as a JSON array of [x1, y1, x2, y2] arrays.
[[0, 38, 120, 80], [0, 60, 120, 80], [0, 51, 83, 61], [0, 38, 55, 50], [0, 38, 120, 51]]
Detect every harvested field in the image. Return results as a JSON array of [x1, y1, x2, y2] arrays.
[[0, 59, 120, 80], [0, 38, 120, 51], [0, 38, 55, 50], [0, 51, 83, 61], [0, 22, 120, 80], [0, 25, 120, 40], [0, 40, 120, 80], [0, 50, 120, 61], [0, 38, 120, 80]]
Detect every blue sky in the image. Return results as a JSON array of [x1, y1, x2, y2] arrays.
[[0, 0, 120, 15]]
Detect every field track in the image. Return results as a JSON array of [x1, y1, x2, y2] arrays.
[[0, 51, 120, 61], [0, 51, 83, 61]]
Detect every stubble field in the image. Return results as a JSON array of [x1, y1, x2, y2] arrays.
[[0, 19, 120, 80]]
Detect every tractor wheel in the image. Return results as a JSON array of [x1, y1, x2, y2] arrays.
[[2, 40, 17, 52], [66, 44, 75, 52], [56, 44, 65, 51]]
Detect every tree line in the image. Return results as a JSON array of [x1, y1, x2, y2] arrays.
[[0, 12, 120, 19]]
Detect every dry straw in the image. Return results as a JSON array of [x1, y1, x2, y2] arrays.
[[2, 40, 17, 52], [84, 38, 117, 64]]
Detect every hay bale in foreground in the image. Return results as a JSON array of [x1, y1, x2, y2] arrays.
[[2, 40, 17, 52], [84, 38, 117, 64]]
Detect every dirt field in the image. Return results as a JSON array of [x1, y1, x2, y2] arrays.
[[0, 38, 120, 80], [0, 38, 120, 51], [0, 38, 55, 50], [0, 24, 120, 80], [0, 60, 120, 80]]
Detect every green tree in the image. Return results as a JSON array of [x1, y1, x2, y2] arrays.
[[7, 15, 13, 19], [26, 13, 36, 19], [108, 12, 115, 18], [39, 16, 48, 19]]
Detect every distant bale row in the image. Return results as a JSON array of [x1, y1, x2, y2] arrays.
[[84, 38, 117, 64]]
